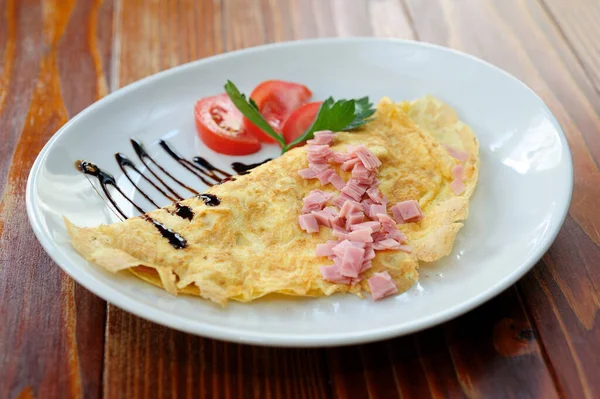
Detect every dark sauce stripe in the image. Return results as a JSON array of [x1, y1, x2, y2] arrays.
[[76, 160, 147, 219], [142, 215, 187, 249], [193, 156, 232, 179], [130, 138, 196, 197], [158, 140, 218, 186], [231, 159, 271, 175], [174, 203, 194, 220], [199, 193, 220, 206], [115, 153, 176, 206]]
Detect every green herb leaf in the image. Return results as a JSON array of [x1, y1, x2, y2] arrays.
[[224, 81, 285, 147], [282, 96, 375, 152], [343, 97, 376, 130], [249, 98, 259, 111]]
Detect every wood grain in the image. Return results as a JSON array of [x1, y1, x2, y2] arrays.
[[2, 0, 600, 397], [0, 0, 112, 398], [540, 0, 600, 94]]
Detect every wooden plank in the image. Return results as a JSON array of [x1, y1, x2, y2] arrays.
[[0, 0, 113, 398], [540, 0, 600, 93], [519, 216, 600, 399], [336, 289, 557, 399], [404, 0, 600, 397]]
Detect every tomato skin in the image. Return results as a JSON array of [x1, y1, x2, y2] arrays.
[[243, 80, 312, 144], [194, 93, 261, 155], [282, 101, 323, 148]]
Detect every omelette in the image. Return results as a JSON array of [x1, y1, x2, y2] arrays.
[[66, 96, 479, 305]]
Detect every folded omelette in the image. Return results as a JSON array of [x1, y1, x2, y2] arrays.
[[66, 97, 479, 305]]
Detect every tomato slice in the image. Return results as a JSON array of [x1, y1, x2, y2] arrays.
[[194, 93, 261, 155], [282, 102, 322, 148], [244, 80, 312, 144]]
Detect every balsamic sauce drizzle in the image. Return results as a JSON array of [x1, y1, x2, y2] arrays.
[[76, 139, 269, 249], [76, 160, 147, 219], [231, 159, 272, 175], [141, 215, 187, 249], [174, 203, 194, 220], [198, 193, 221, 206], [130, 138, 192, 198], [115, 153, 176, 207], [158, 139, 232, 186]]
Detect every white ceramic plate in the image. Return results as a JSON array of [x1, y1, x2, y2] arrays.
[[26, 38, 572, 347]]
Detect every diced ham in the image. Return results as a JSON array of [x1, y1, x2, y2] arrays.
[[368, 204, 387, 218], [339, 200, 362, 218], [372, 238, 401, 250], [360, 260, 372, 273], [298, 214, 319, 233], [444, 145, 469, 161], [368, 271, 398, 300], [341, 179, 369, 201], [340, 246, 366, 278], [306, 130, 335, 145], [308, 162, 330, 173], [386, 229, 407, 244], [351, 163, 374, 183], [398, 245, 412, 253], [346, 212, 365, 228], [328, 173, 346, 190], [350, 145, 382, 171], [391, 206, 404, 224], [332, 225, 349, 239], [330, 151, 352, 164], [307, 144, 331, 155], [320, 265, 351, 284], [450, 179, 466, 195], [349, 221, 381, 232], [364, 246, 376, 261], [372, 231, 387, 242], [340, 157, 362, 171], [332, 240, 353, 258], [317, 169, 335, 185], [314, 130, 334, 137], [312, 208, 338, 228], [391, 200, 423, 223], [308, 147, 333, 162], [452, 163, 465, 181], [348, 228, 374, 243], [302, 189, 332, 213], [323, 206, 339, 216], [332, 193, 353, 209], [298, 168, 317, 179], [316, 241, 338, 257], [376, 213, 397, 233], [366, 187, 387, 204]]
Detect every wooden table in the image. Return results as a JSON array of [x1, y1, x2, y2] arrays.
[[1, 0, 599, 397]]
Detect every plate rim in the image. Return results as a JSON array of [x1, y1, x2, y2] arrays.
[[25, 37, 574, 347]]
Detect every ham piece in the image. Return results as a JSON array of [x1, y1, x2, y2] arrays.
[[391, 200, 423, 224], [368, 271, 398, 300]]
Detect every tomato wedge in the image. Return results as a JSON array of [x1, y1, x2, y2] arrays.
[[282, 101, 322, 148], [194, 93, 261, 155], [244, 80, 312, 144]]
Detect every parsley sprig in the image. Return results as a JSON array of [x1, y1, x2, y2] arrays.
[[224, 81, 375, 153]]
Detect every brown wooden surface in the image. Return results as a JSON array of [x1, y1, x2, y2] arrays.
[[1, 0, 599, 398]]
